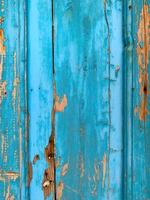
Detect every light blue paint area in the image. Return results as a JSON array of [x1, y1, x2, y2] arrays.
[[27, 0, 53, 199], [108, 0, 123, 199]]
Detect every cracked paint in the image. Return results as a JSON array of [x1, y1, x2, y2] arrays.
[[136, 5, 150, 121], [42, 81, 67, 199]]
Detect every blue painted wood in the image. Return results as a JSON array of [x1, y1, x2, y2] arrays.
[[1, 0, 150, 199], [0, 0, 28, 199], [27, 0, 54, 199], [124, 1, 150, 199], [54, 0, 123, 199]]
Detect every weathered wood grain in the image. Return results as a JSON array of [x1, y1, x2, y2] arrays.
[[0, 0, 28, 199], [124, 1, 150, 199], [54, 0, 123, 199], [1, 0, 150, 199]]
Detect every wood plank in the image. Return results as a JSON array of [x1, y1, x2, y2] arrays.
[[124, 1, 150, 199], [54, 0, 123, 199], [27, 0, 54, 199], [0, 0, 28, 199]]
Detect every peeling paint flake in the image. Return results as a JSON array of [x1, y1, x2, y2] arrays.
[[0, 29, 5, 56], [33, 154, 40, 165], [61, 163, 69, 176], [42, 81, 67, 198], [43, 133, 55, 199], [102, 153, 107, 188], [54, 95, 67, 112], [136, 5, 150, 121], [45, 133, 55, 165], [57, 182, 64, 200], [42, 167, 54, 199]]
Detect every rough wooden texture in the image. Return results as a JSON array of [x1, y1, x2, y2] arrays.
[[124, 1, 150, 200], [54, 0, 123, 199], [1, 0, 150, 199], [0, 0, 28, 199]]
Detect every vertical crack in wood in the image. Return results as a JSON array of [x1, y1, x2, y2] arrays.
[[52, 0, 55, 75], [42, 0, 57, 199], [51, 0, 57, 198], [104, 0, 111, 198]]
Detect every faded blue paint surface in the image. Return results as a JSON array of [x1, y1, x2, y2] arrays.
[[124, 1, 150, 200], [0, 0, 150, 200], [54, 0, 123, 199], [0, 0, 28, 199]]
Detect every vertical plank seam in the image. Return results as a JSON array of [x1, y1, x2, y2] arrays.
[[24, 0, 29, 198], [42, 0, 57, 199], [51, 0, 57, 198]]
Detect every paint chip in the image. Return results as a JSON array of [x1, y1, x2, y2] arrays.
[[33, 154, 40, 165], [57, 182, 64, 200], [42, 168, 54, 199], [102, 153, 107, 188], [61, 163, 69, 176], [0, 29, 5, 56], [54, 95, 67, 112]]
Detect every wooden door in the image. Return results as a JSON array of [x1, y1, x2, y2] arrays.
[[0, 0, 149, 200]]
